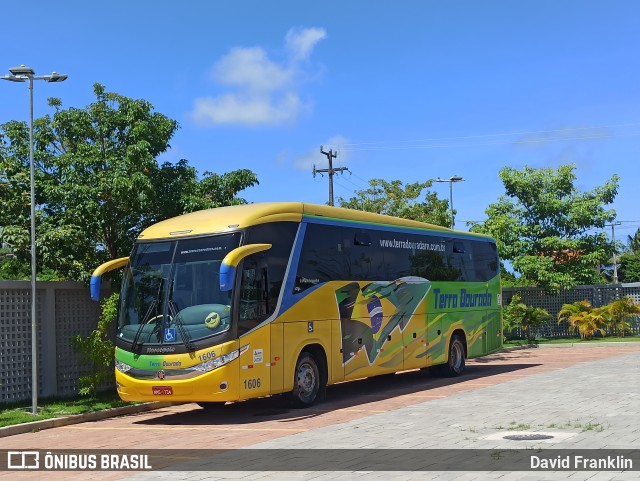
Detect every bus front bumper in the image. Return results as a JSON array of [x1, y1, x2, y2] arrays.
[[115, 366, 239, 403]]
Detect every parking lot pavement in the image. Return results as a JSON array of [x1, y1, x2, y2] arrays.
[[2, 344, 639, 480]]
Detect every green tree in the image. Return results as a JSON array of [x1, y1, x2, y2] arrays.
[[337, 179, 450, 227], [147, 160, 258, 223], [502, 293, 528, 337], [618, 229, 640, 282], [0, 84, 258, 281], [619, 252, 640, 282], [470, 165, 618, 294], [625, 228, 640, 253], [502, 293, 551, 342]]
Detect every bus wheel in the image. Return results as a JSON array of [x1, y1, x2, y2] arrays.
[[290, 351, 324, 408], [197, 402, 226, 410], [444, 335, 465, 376]]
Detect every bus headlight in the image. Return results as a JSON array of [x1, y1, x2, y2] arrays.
[[191, 344, 248, 373], [115, 359, 133, 373]]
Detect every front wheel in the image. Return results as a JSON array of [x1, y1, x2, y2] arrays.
[[290, 352, 324, 408]]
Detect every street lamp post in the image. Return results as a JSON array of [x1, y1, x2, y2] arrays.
[[433, 175, 464, 229], [2, 65, 67, 415]]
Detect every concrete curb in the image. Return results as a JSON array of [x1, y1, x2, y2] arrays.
[[0, 402, 177, 439]]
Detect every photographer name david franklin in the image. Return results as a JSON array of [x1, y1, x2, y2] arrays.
[[531, 455, 633, 470]]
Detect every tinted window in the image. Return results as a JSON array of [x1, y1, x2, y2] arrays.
[[295, 224, 348, 293], [473, 241, 499, 280], [346, 228, 385, 281], [379, 232, 459, 281], [294, 223, 498, 287]]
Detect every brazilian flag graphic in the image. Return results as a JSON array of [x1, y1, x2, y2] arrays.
[[336, 277, 431, 364]]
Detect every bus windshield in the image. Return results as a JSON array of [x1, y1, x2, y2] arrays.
[[117, 233, 241, 348]]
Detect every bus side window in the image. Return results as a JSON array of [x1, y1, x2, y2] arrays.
[[471, 241, 499, 281], [347, 229, 384, 281], [295, 224, 347, 292], [449, 240, 474, 281]]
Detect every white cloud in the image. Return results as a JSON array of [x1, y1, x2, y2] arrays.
[[286, 27, 327, 61], [189, 27, 326, 127], [211, 47, 293, 94], [191, 92, 305, 126]]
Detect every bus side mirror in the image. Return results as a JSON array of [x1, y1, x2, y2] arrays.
[[90, 257, 129, 301], [220, 244, 272, 292]]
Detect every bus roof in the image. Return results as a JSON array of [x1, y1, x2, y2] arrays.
[[137, 202, 490, 240]]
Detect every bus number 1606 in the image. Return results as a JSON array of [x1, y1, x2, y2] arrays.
[[243, 378, 261, 389]]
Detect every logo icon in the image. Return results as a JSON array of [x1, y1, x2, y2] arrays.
[[164, 328, 176, 342], [7, 451, 39, 470], [156, 370, 165, 380]]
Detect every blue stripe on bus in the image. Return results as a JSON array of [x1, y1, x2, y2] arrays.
[[279, 223, 313, 314], [302, 215, 495, 243]]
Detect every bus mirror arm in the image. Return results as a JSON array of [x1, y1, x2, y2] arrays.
[[219, 244, 272, 292], [90, 256, 129, 301]]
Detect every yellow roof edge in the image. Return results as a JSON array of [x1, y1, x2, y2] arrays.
[[137, 202, 491, 240], [138, 202, 304, 240]]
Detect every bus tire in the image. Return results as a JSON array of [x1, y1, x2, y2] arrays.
[[197, 402, 226, 410], [290, 351, 324, 408], [443, 335, 465, 376]]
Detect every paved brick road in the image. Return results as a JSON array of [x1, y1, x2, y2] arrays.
[[2, 344, 639, 480]]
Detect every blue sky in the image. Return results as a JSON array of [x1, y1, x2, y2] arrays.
[[2, 1, 639, 242]]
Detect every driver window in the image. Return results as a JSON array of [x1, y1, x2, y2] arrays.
[[238, 254, 269, 335]]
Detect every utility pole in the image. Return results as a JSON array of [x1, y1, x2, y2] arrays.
[[609, 221, 622, 283], [432, 176, 464, 229], [314, 146, 348, 206]]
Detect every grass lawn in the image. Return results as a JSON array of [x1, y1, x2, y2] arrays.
[[0, 391, 136, 428], [504, 335, 640, 346]]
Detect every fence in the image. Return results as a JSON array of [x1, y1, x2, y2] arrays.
[[0, 281, 111, 404], [2, 281, 640, 404], [502, 282, 640, 338]]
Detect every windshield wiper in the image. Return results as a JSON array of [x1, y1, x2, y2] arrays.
[[131, 278, 165, 353], [168, 299, 196, 352]]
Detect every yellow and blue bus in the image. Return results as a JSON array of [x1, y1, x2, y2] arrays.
[[91, 202, 502, 408]]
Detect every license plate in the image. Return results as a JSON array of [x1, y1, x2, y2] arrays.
[[152, 386, 173, 395]]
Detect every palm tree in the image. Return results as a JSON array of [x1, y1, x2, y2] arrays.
[[605, 297, 640, 337], [579, 308, 607, 339], [627, 228, 640, 254], [557, 300, 605, 339], [520, 306, 552, 342], [503, 294, 552, 341]]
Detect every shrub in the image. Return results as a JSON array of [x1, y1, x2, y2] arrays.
[[71, 293, 119, 396]]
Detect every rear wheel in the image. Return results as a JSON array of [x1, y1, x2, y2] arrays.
[[290, 351, 324, 407], [443, 335, 465, 376]]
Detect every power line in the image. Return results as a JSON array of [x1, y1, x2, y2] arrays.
[[332, 177, 359, 198], [326, 122, 640, 147], [322, 123, 640, 152], [339, 173, 368, 191], [349, 171, 372, 187]]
